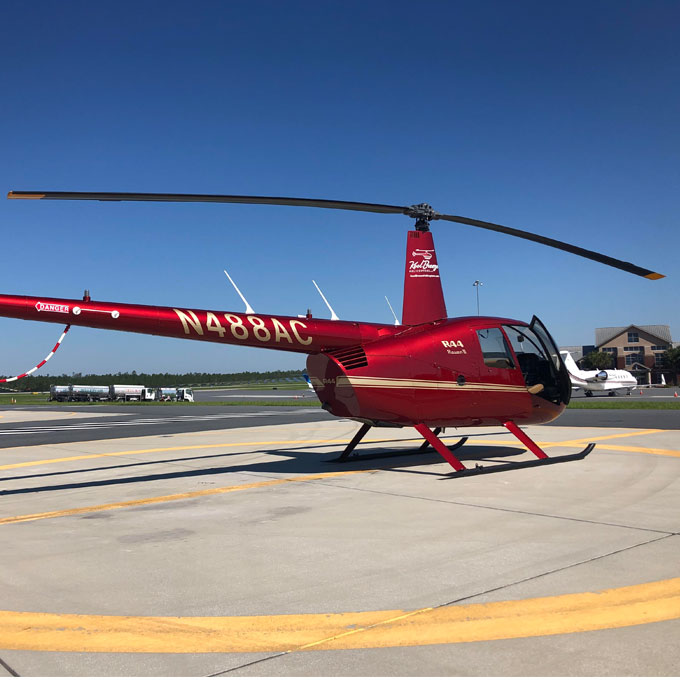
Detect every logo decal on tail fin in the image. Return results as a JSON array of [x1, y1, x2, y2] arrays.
[[408, 249, 439, 278]]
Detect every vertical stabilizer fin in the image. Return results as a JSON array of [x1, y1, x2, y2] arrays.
[[402, 230, 447, 325], [559, 350, 583, 378]]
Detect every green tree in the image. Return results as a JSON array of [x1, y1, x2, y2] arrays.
[[662, 347, 680, 385], [580, 351, 614, 370]]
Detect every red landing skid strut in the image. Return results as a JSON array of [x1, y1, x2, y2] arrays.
[[331, 423, 468, 464], [333, 422, 595, 476]]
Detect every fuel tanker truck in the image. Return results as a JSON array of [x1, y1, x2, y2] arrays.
[[109, 384, 146, 401], [49, 385, 109, 402]]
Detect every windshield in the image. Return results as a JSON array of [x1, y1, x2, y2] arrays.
[[503, 325, 548, 363]]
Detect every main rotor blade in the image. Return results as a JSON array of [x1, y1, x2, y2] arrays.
[[7, 191, 409, 216], [7, 191, 664, 279], [437, 213, 664, 280]]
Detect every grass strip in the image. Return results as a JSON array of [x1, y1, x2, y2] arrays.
[[0, 395, 320, 407], [2, 394, 678, 410], [567, 400, 680, 410]]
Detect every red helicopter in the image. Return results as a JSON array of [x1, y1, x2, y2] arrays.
[[1, 191, 665, 475]]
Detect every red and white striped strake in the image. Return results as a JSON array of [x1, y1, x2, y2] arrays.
[[0, 325, 71, 383]]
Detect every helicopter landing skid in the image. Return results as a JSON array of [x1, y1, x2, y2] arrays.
[[434, 420, 595, 476], [330, 423, 467, 463], [446, 445, 596, 477], [330, 421, 594, 475]]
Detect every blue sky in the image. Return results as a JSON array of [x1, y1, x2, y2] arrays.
[[1, 0, 678, 375]]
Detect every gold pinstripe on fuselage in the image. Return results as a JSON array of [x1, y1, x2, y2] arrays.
[[336, 376, 528, 392]]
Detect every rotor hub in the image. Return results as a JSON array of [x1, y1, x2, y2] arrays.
[[405, 203, 439, 231]]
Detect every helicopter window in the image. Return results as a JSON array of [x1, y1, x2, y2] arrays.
[[530, 320, 562, 373], [476, 328, 514, 368], [504, 325, 548, 363], [503, 324, 559, 397]]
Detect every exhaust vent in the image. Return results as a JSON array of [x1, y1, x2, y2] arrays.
[[328, 345, 368, 370]]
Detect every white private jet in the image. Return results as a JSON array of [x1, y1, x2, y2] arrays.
[[560, 350, 638, 396]]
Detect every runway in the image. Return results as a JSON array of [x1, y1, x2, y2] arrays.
[[0, 405, 332, 449], [0, 405, 678, 676]]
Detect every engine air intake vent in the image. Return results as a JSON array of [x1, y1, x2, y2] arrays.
[[329, 345, 368, 370]]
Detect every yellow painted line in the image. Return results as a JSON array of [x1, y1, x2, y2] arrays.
[[1, 430, 675, 526], [460, 429, 678, 458], [0, 578, 678, 653], [546, 429, 663, 446], [0, 438, 369, 471], [0, 429, 666, 472], [595, 444, 680, 458], [0, 469, 367, 526], [464, 440, 679, 459], [444, 429, 662, 448]]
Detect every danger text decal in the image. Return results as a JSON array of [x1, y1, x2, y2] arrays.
[[35, 301, 70, 314], [173, 310, 313, 346]]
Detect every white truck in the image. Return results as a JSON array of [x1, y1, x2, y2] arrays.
[[157, 387, 194, 402], [176, 388, 194, 402]]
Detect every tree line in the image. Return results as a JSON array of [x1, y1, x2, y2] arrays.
[[0, 369, 306, 392]]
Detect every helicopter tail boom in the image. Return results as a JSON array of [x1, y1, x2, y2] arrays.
[[0, 293, 395, 355]]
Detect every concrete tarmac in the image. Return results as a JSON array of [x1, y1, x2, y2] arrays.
[[0, 398, 678, 453], [0, 416, 678, 676]]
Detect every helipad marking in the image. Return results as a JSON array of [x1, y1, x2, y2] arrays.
[[543, 429, 663, 446], [0, 438, 366, 470], [463, 428, 678, 458], [0, 431, 675, 526], [0, 429, 666, 471], [0, 578, 678, 653], [469, 439, 680, 458], [595, 444, 680, 458], [0, 469, 367, 525]]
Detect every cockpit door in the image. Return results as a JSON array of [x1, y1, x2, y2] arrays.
[[501, 316, 570, 406], [528, 315, 571, 405]]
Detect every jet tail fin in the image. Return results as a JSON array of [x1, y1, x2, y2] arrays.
[[559, 350, 583, 378]]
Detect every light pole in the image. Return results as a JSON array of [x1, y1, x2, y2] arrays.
[[473, 280, 483, 315]]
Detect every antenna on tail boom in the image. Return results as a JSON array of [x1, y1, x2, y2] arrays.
[[223, 269, 255, 314], [312, 280, 339, 321], [385, 296, 400, 325]]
